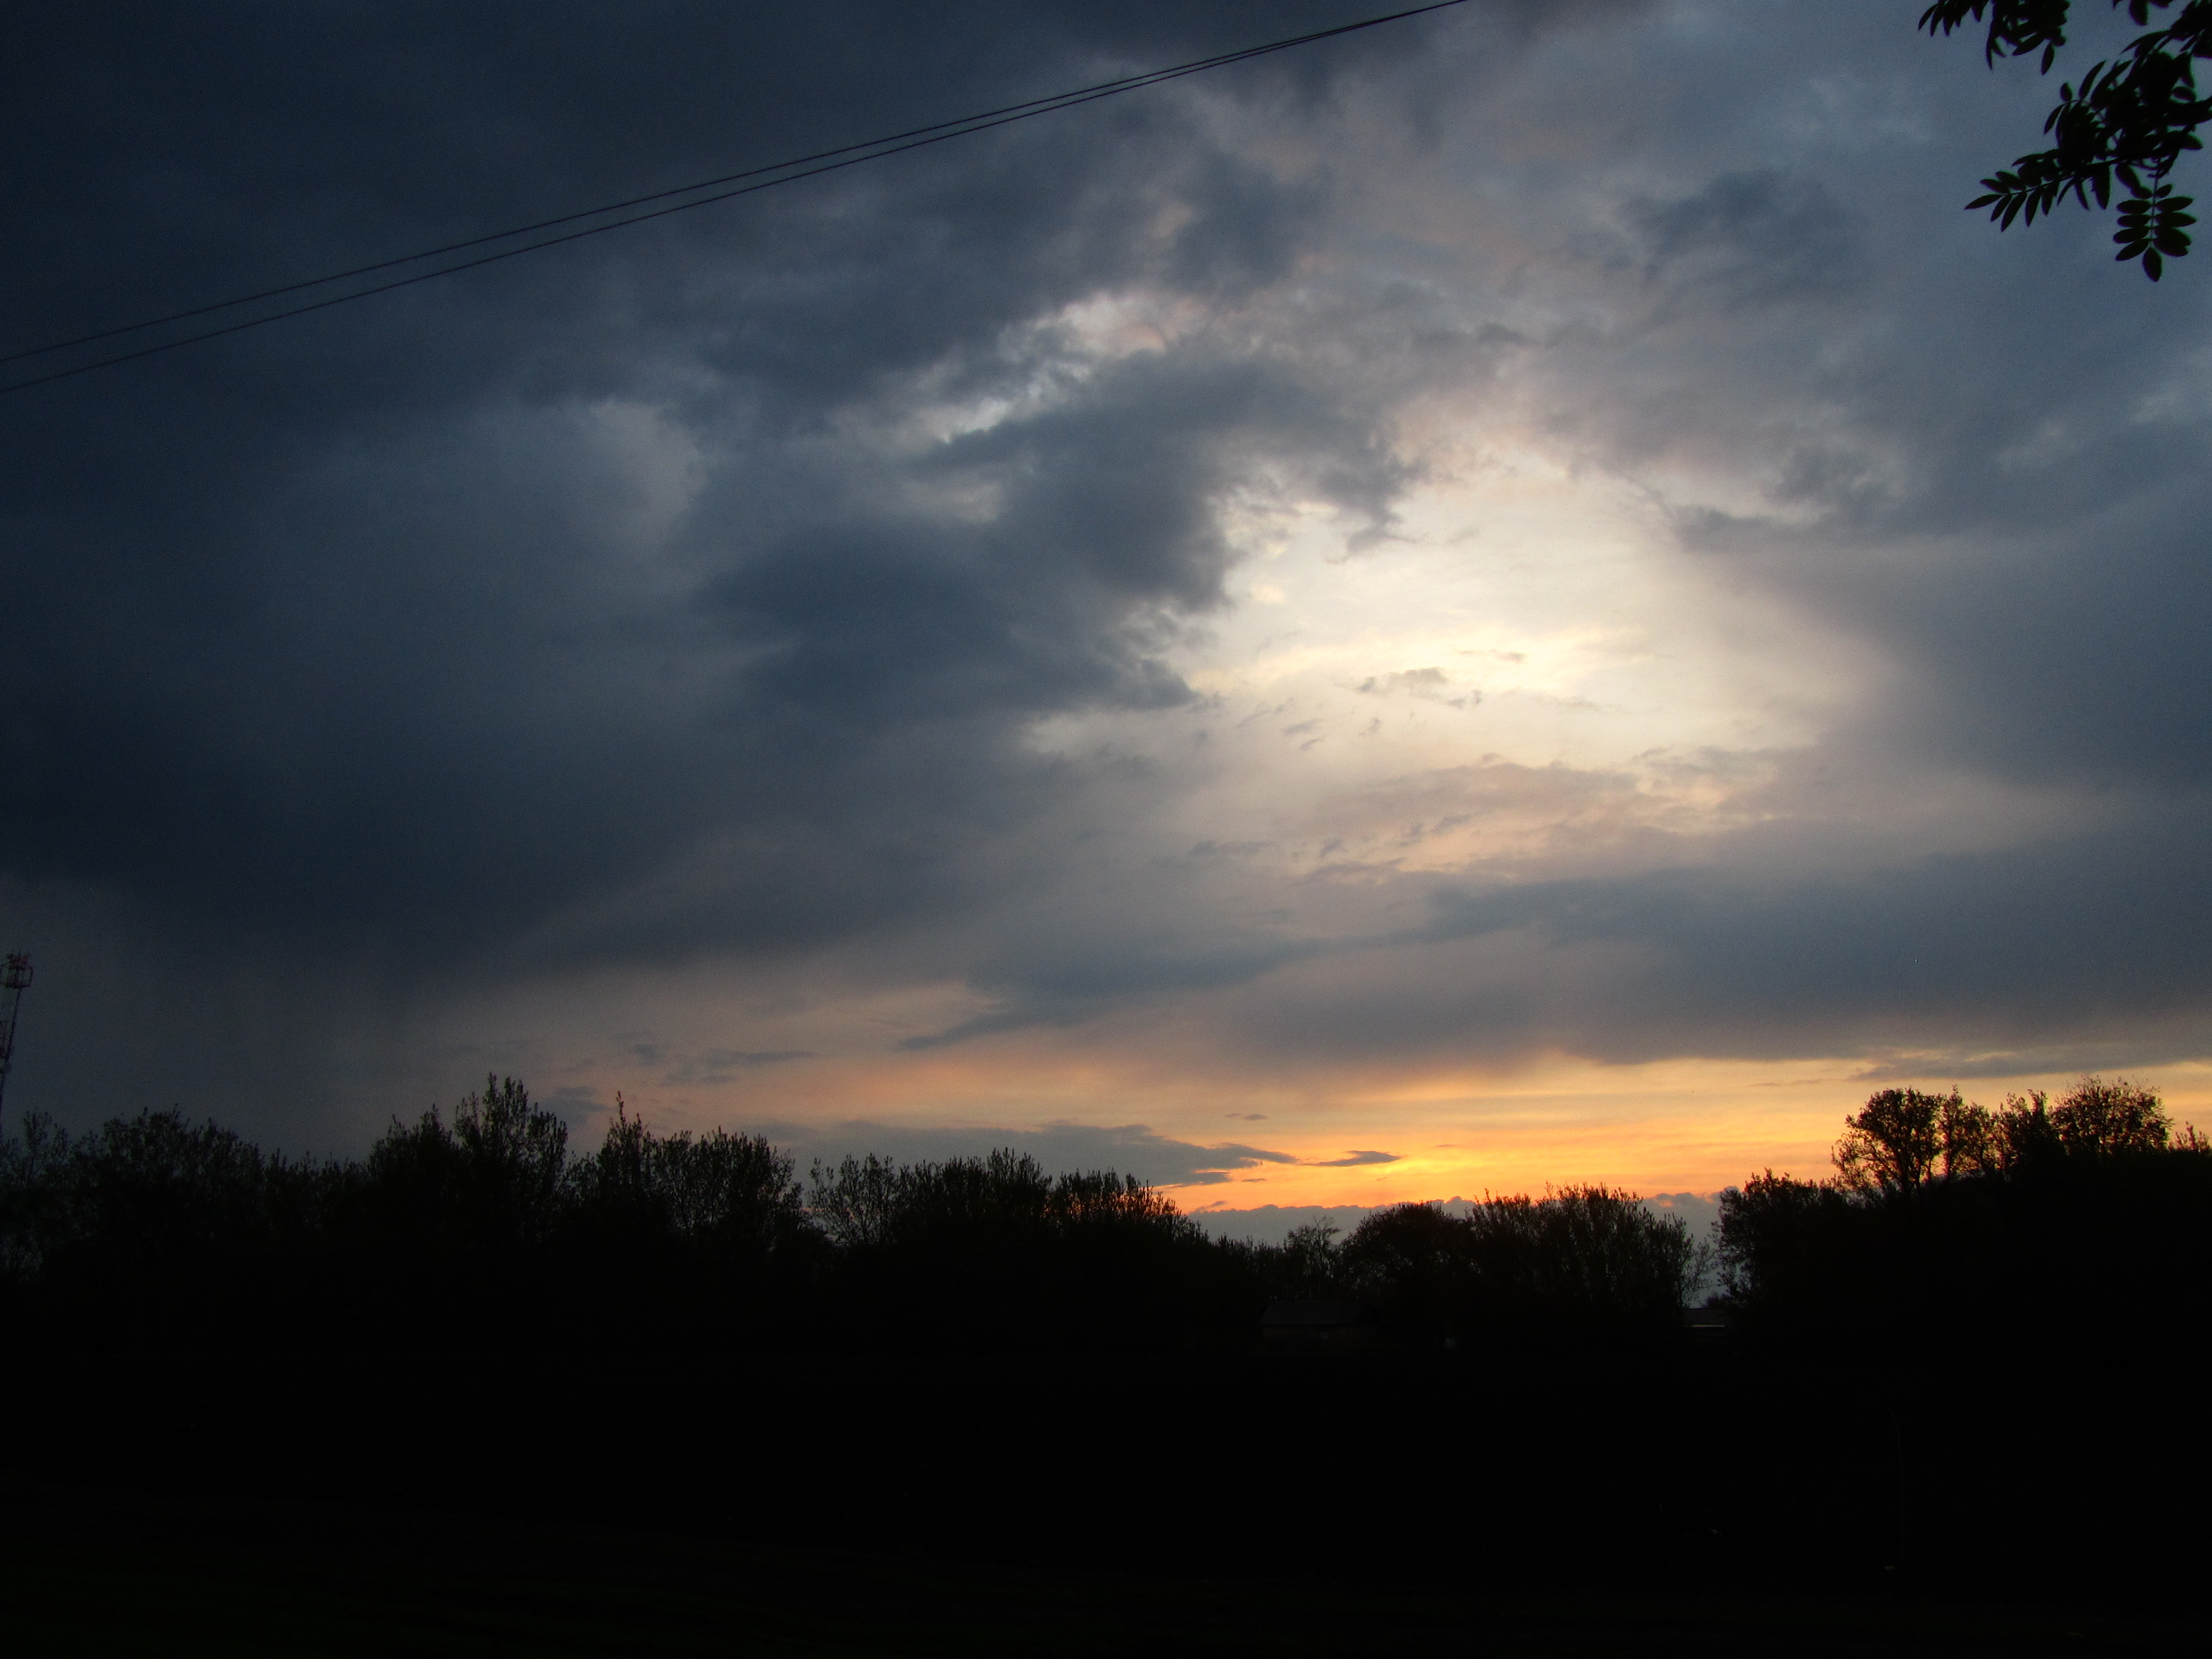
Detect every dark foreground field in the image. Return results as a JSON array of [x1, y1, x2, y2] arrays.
[[4, 1346, 2202, 1655], [4, 1478, 2199, 1658]]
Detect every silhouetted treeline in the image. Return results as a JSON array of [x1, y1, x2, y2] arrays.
[[0, 1083, 809, 1349], [9, 1071, 2203, 1358], [1719, 1077, 2212, 1362], [0, 1077, 1704, 1353], [805, 1148, 1262, 1348]]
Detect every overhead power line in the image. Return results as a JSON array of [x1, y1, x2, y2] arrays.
[[1, 2, 1471, 397]]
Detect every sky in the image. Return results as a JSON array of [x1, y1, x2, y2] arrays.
[[5, 2, 2211, 1224]]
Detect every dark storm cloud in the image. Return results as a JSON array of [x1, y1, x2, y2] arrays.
[[1172, 798, 2212, 1071], [631, 1044, 814, 1088], [1423, 803, 2212, 1052], [10, 1, 2212, 1137], [904, 920, 1326, 1049], [1603, 169, 1867, 313], [0, 4, 1445, 955], [898, 792, 2212, 1068], [5, 2, 1652, 1128]]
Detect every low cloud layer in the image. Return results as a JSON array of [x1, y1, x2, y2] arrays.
[[1189, 1193, 1720, 1247], [751, 1120, 1303, 1189]]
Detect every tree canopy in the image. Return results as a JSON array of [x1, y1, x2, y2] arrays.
[[1923, 1, 2210, 275], [1719, 1075, 2211, 1359]]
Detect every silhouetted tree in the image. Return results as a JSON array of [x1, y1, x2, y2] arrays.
[[2048, 1073, 2172, 1150], [349, 1076, 575, 1345], [1338, 1189, 1707, 1348], [1270, 1220, 1347, 1299], [1716, 1171, 1877, 1346], [1722, 1075, 2211, 1359], [1470, 1186, 1710, 1343], [806, 1148, 1247, 1350], [0, 1111, 73, 1288], [1833, 1088, 2003, 1194], [366, 1076, 568, 1249], [1342, 1202, 1474, 1343], [1833, 1089, 1946, 1194], [0, 1106, 343, 1346], [558, 1098, 814, 1349]]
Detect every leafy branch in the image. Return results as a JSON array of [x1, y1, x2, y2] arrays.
[[1923, 1, 2212, 276]]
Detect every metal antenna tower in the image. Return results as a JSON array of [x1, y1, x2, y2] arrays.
[[0, 954, 32, 1125]]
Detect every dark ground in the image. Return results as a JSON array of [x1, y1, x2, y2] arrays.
[[3, 1345, 2202, 1654]]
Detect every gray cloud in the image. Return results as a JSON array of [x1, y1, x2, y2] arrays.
[[1185, 1203, 1381, 1244], [629, 1045, 816, 1088], [4, 2, 1531, 1121], [872, 9, 2212, 1075], [747, 1118, 1302, 1188], [7, 2, 2212, 1144]]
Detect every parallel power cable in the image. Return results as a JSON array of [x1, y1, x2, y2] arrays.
[[1, 2, 1471, 396]]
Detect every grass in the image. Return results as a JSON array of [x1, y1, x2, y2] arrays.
[[1, 1479, 2199, 1657]]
